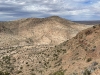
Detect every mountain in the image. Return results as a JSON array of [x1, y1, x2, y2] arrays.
[[0, 16, 94, 75], [0, 16, 92, 47], [74, 20, 100, 25]]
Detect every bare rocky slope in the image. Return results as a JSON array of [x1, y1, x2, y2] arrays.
[[0, 16, 91, 47], [56, 25, 100, 75], [0, 16, 95, 75]]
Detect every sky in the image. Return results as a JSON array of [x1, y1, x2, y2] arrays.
[[0, 0, 100, 21]]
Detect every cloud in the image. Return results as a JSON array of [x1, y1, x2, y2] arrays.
[[0, 0, 100, 21]]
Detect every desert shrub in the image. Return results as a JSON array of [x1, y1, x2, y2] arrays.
[[20, 67, 23, 69], [93, 26, 96, 29], [0, 71, 10, 75], [31, 73, 36, 75], [0, 71, 4, 75], [25, 38, 33, 44], [83, 69, 91, 75], [91, 61, 98, 66], [50, 70, 64, 75], [53, 54, 58, 57], [85, 30, 92, 36], [2, 56, 10, 64], [31, 69, 34, 71], [16, 70, 22, 74], [73, 72, 78, 75], [86, 58, 92, 62], [4, 72, 10, 75]]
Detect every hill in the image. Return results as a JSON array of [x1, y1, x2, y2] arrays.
[[55, 25, 100, 75], [0, 16, 92, 47]]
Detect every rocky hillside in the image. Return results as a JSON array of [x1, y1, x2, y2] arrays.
[[0, 16, 95, 75], [0, 24, 99, 75], [0, 16, 92, 47], [57, 25, 100, 75]]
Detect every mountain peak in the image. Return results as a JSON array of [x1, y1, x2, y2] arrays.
[[47, 16, 61, 19]]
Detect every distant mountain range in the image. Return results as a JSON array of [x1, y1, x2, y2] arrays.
[[74, 20, 100, 25]]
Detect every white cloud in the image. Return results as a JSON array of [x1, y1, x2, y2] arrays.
[[0, 0, 100, 21], [91, 1, 100, 10], [72, 0, 88, 2], [23, 5, 51, 12]]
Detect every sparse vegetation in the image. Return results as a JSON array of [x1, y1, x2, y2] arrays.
[[16, 70, 22, 74], [86, 58, 92, 62], [85, 30, 92, 35], [72, 73, 78, 75], [50, 70, 64, 75], [83, 69, 91, 75], [31, 73, 36, 75], [20, 67, 23, 69], [93, 26, 96, 28], [0, 71, 10, 75], [2, 56, 10, 64]]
